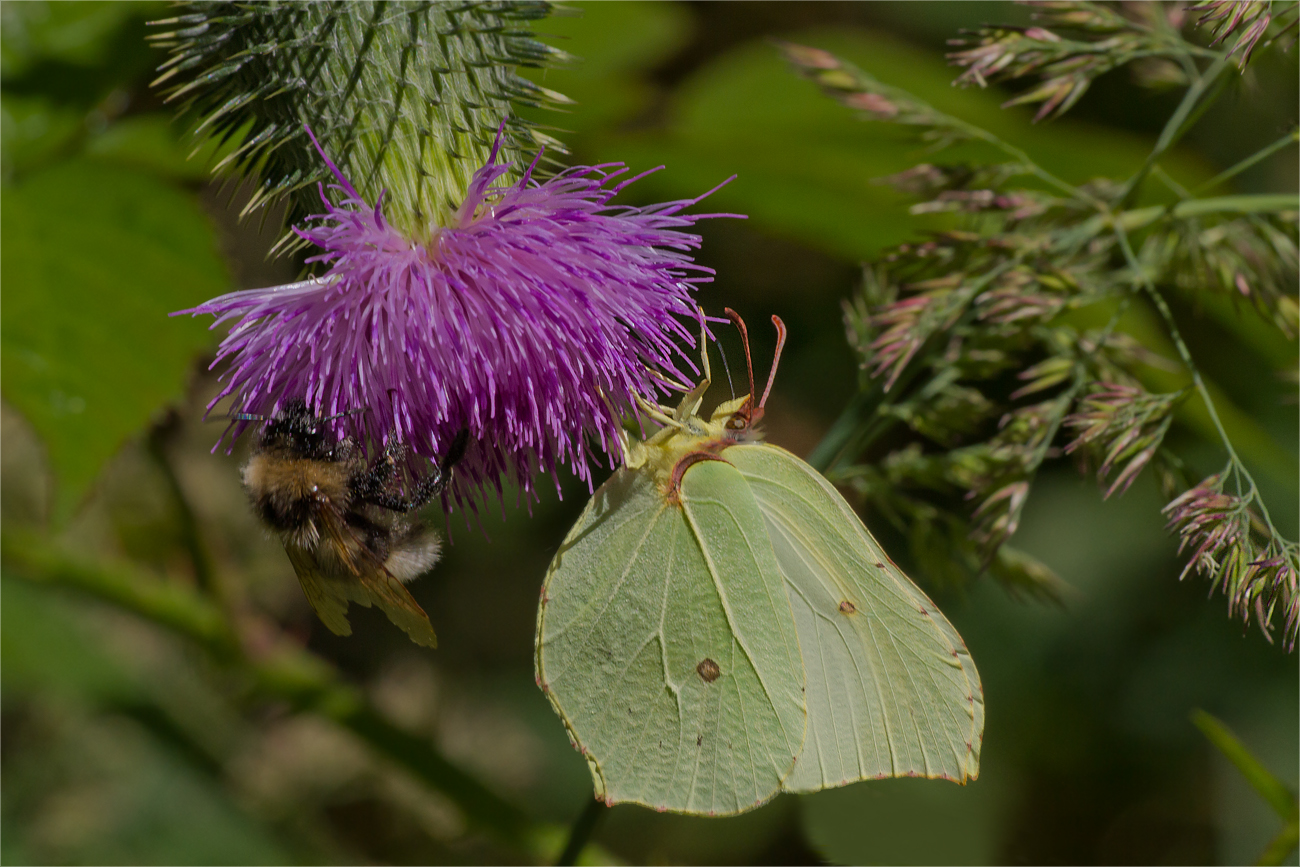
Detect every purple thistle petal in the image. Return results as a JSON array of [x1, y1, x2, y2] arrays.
[[178, 135, 742, 509]]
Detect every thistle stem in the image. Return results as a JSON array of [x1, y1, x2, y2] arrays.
[[556, 797, 605, 866], [1193, 128, 1300, 196]]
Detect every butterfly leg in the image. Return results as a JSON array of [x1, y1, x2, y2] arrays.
[[674, 310, 713, 422]]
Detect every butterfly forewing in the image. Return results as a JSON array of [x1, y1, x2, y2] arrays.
[[728, 444, 984, 791], [536, 462, 806, 815]]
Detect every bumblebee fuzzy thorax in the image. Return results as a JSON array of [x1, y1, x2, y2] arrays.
[[242, 451, 356, 546], [240, 400, 361, 546]]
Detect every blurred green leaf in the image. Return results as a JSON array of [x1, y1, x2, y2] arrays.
[[0, 1, 156, 77], [800, 772, 1013, 865], [1, 708, 292, 865], [585, 28, 1213, 261], [1, 159, 228, 521], [0, 93, 83, 178], [1171, 284, 1299, 371], [521, 1, 693, 138], [1258, 819, 1300, 867], [83, 114, 232, 182], [1193, 710, 1297, 821]]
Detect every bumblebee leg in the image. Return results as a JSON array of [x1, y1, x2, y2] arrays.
[[356, 430, 470, 514], [350, 440, 404, 505]]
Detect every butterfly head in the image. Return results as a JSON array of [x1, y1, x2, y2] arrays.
[[711, 308, 786, 442]]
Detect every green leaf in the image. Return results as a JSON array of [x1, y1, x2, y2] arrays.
[[0, 1, 162, 77], [801, 773, 1012, 865], [518, 1, 694, 137], [1, 160, 228, 521], [83, 114, 232, 182], [1193, 710, 1298, 821], [1258, 818, 1300, 867], [0, 93, 83, 178]]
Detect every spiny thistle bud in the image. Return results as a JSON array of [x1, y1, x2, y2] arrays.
[[150, 1, 571, 234]]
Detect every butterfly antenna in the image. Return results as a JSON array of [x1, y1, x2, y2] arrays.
[[724, 308, 756, 400], [717, 339, 736, 400], [228, 412, 266, 422], [759, 315, 787, 409]]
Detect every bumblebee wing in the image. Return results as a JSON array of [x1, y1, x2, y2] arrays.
[[285, 544, 358, 637], [318, 507, 440, 649]]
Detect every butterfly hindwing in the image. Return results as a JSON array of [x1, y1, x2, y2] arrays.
[[727, 443, 983, 791]]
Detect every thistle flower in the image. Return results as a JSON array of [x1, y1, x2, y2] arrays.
[[180, 132, 736, 507]]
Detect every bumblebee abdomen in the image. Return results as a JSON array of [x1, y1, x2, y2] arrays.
[[254, 491, 313, 533]]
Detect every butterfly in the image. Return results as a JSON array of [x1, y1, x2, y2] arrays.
[[536, 310, 983, 815]]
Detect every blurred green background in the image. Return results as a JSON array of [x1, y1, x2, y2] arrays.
[[2, 2, 1296, 864]]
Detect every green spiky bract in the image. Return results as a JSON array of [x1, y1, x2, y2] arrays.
[[151, 1, 571, 236]]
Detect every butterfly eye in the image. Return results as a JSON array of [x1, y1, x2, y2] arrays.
[[726, 415, 748, 431]]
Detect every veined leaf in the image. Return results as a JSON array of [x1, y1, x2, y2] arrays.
[[1, 160, 228, 521]]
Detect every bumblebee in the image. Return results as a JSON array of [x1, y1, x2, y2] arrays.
[[240, 400, 468, 647]]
